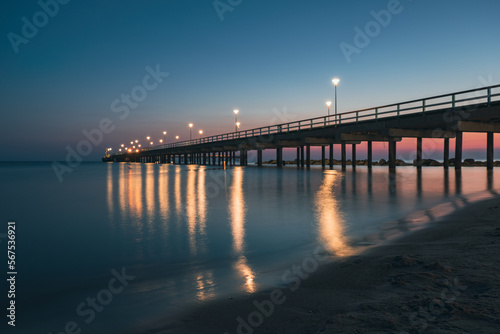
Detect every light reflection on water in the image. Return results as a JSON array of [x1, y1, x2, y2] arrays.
[[314, 170, 353, 257], [2, 161, 499, 333], [104, 163, 499, 312]]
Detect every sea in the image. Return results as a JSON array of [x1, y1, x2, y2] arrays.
[[0, 162, 499, 333]]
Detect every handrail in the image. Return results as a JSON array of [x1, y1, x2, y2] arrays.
[[110, 84, 500, 156]]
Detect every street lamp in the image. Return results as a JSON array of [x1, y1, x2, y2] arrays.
[[130, 141, 133, 145], [135, 140, 138, 143], [233, 109, 239, 132], [188, 123, 193, 141], [175, 135, 179, 140], [159, 139, 163, 143], [326, 101, 332, 116], [332, 78, 340, 122], [199, 130, 203, 137], [146, 136, 150, 141], [150, 141, 153, 146], [121, 144, 124, 148], [163, 131, 166, 143], [236, 121, 241, 130], [138, 144, 141, 148]]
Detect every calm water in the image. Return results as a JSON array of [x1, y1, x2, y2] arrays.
[[1, 162, 499, 333]]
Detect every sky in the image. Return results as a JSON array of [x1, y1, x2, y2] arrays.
[[1, 0, 500, 161]]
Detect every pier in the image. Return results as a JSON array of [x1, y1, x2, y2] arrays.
[[104, 85, 500, 171]]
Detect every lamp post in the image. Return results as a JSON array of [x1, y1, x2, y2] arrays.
[[233, 109, 239, 132], [326, 101, 332, 116], [188, 123, 193, 141], [150, 141, 153, 146], [175, 135, 179, 140], [332, 78, 340, 123], [199, 130, 203, 138], [163, 131, 166, 143]]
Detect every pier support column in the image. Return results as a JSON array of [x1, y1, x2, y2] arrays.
[[306, 145, 311, 168], [443, 138, 449, 169], [352, 144, 357, 170], [416, 137, 423, 170], [341, 142, 347, 171], [321, 146, 326, 168], [301, 146, 305, 167], [257, 149, 263, 167], [487, 132, 494, 170], [455, 131, 463, 170], [389, 138, 397, 172], [329, 144, 334, 169], [277, 146, 283, 168], [296, 147, 300, 167], [367, 141, 373, 169]]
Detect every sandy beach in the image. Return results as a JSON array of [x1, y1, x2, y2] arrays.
[[134, 194, 500, 334]]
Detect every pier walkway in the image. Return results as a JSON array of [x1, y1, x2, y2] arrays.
[[104, 85, 500, 171]]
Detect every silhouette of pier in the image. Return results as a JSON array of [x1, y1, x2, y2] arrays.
[[104, 85, 500, 171]]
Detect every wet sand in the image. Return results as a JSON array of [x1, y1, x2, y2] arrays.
[[134, 195, 500, 334]]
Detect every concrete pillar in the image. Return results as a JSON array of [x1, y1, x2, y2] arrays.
[[329, 144, 334, 169], [277, 146, 283, 168], [306, 145, 311, 168], [487, 132, 494, 170], [389, 139, 397, 172], [301, 146, 305, 167], [352, 144, 357, 170], [444, 138, 449, 169], [416, 137, 423, 170], [257, 149, 263, 167], [367, 141, 373, 169], [296, 147, 300, 167], [455, 131, 463, 170], [341, 142, 347, 171], [321, 146, 326, 168]]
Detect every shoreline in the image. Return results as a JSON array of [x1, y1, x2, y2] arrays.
[[132, 193, 500, 334]]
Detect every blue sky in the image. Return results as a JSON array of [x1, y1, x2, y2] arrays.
[[1, 0, 499, 161]]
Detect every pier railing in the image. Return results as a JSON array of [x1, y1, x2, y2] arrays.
[[115, 84, 500, 155]]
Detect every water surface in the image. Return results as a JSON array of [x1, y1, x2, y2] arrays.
[[0, 162, 498, 333]]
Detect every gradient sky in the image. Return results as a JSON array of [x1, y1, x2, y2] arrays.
[[1, 0, 499, 161]]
